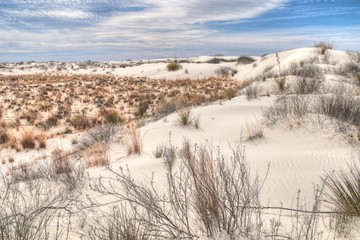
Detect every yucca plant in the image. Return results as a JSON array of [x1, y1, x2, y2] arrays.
[[324, 161, 360, 217]]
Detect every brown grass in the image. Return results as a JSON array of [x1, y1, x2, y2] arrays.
[[51, 147, 72, 174], [123, 127, 142, 155], [79, 143, 110, 168], [19, 129, 36, 149]]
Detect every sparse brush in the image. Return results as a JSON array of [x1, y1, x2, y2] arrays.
[[20, 129, 36, 149], [314, 41, 333, 54], [245, 84, 261, 100], [166, 62, 182, 71], [86, 204, 150, 240], [334, 62, 360, 78], [293, 77, 323, 94]]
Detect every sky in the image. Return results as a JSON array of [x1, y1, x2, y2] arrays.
[[0, 0, 359, 62]]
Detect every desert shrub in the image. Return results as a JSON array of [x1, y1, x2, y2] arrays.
[[0, 127, 9, 144], [215, 66, 237, 77], [19, 129, 36, 149], [293, 77, 324, 94], [92, 141, 265, 239], [285, 63, 324, 79], [46, 114, 59, 127], [70, 113, 91, 130], [245, 84, 262, 100], [334, 62, 360, 78], [166, 62, 182, 71], [0, 175, 74, 240], [263, 96, 309, 125], [316, 93, 360, 127], [80, 123, 119, 147], [313, 41, 333, 54], [85, 204, 149, 240], [101, 109, 122, 124], [237, 55, 256, 64], [206, 58, 226, 64]]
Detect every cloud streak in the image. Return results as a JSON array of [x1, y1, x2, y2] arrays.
[[0, 0, 358, 62]]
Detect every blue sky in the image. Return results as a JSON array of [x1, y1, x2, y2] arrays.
[[0, 0, 359, 62]]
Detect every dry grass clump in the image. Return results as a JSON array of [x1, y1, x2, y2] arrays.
[[177, 108, 192, 126], [35, 132, 47, 149], [101, 109, 123, 124], [81, 143, 110, 168], [166, 62, 182, 71], [0, 127, 9, 144], [313, 41, 333, 54], [69, 113, 92, 130], [51, 147, 72, 174], [122, 127, 142, 155], [246, 121, 264, 142], [45, 114, 59, 127], [19, 129, 36, 149], [153, 143, 166, 158], [274, 77, 286, 93], [224, 87, 238, 100]]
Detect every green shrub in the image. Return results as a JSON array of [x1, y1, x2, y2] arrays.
[[166, 62, 182, 71], [237, 55, 255, 64]]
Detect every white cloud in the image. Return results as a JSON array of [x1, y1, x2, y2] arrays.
[[0, 0, 359, 61]]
